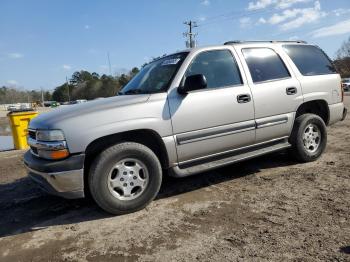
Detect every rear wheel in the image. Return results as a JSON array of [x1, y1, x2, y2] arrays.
[[289, 113, 327, 162], [89, 142, 162, 215]]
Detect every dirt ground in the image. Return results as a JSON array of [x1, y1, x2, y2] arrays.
[[0, 98, 349, 262]]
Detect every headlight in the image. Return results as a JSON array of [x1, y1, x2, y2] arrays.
[[36, 130, 65, 141], [28, 129, 69, 160]]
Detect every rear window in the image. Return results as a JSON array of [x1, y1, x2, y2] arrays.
[[242, 48, 290, 83], [283, 45, 337, 76]]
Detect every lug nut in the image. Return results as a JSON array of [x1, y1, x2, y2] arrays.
[[133, 176, 137, 180], [123, 172, 127, 175], [130, 171, 134, 174], [120, 178, 124, 181], [130, 182, 134, 186], [123, 183, 127, 187]]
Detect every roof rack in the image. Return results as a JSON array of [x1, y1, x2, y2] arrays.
[[224, 40, 307, 45]]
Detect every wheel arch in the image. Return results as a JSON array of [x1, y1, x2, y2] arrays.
[[83, 129, 170, 196], [295, 99, 330, 125], [84, 129, 169, 169]]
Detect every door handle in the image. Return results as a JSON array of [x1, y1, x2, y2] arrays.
[[286, 87, 297, 95], [237, 94, 251, 103]]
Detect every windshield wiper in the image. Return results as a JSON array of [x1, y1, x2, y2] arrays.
[[120, 89, 149, 95]]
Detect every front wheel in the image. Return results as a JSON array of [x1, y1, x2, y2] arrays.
[[289, 113, 327, 162], [89, 142, 162, 215]]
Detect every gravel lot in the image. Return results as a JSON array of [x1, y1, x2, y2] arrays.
[[0, 98, 349, 262]]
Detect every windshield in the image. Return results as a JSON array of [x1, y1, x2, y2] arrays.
[[342, 79, 350, 83], [119, 52, 188, 95]]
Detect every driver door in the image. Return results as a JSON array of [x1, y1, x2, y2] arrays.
[[168, 48, 255, 164]]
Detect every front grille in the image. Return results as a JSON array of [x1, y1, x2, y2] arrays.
[[28, 130, 36, 140]]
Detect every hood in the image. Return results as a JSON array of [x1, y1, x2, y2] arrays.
[[30, 95, 150, 130]]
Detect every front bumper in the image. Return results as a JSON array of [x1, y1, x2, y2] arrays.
[[24, 151, 85, 199]]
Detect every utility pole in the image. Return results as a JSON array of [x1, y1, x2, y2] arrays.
[[66, 76, 70, 102], [41, 87, 44, 105], [183, 20, 198, 48]]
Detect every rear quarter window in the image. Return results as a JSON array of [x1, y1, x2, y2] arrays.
[[283, 45, 337, 76]]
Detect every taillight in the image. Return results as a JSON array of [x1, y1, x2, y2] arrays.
[[341, 83, 345, 102]]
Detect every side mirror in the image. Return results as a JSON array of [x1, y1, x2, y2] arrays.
[[178, 74, 207, 94]]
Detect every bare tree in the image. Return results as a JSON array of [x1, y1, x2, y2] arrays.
[[334, 37, 350, 78]]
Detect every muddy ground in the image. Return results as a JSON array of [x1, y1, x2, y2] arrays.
[[0, 98, 349, 262]]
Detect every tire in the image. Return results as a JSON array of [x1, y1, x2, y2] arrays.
[[89, 142, 162, 215], [289, 113, 327, 162]]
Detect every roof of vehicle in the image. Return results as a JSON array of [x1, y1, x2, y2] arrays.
[[223, 40, 307, 45], [173, 40, 310, 55]]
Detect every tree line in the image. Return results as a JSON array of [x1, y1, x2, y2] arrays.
[[0, 86, 51, 104], [51, 68, 139, 102]]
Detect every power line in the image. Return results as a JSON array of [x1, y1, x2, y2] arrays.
[[197, 7, 277, 28], [183, 20, 198, 48]]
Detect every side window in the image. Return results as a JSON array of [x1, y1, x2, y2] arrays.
[[283, 45, 337, 76], [185, 50, 242, 89], [242, 48, 290, 83]]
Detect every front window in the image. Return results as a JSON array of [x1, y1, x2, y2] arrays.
[[185, 49, 242, 89], [119, 53, 188, 95]]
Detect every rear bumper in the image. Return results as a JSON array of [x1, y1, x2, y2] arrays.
[[24, 151, 85, 199], [342, 107, 347, 121], [328, 103, 347, 125]]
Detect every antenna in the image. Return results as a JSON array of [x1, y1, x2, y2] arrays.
[[183, 21, 198, 48], [66, 76, 70, 102], [107, 52, 112, 76]]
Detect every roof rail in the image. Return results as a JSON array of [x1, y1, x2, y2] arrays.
[[224, 40, 307, 45]]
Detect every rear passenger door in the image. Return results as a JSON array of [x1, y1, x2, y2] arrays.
[[236, 46, 303, 143]]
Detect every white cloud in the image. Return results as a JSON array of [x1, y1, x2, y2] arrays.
[[248, 0, 311, 10], [248, 0, 273, 10], [84, 25, 90, 30], [332, 8, 350, 17], [268, 8, 300, 24], [240, 17, 252, 28], [199, 16, 206, 22], [8, 53, 23, 59], [311, 19, 350, 38], [258, 1, 324, 30], [201, 0, 210, 6], [279, 1, 326, 30], [258, 17, 267, 24], [7, 80, 18, 86], [62, 64, 72, 70], [276, 0, 311, 9]]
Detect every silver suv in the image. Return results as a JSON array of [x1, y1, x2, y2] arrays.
[[24, 41, 347, 214]]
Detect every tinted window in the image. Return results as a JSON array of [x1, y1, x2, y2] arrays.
[[185, 50, 242, 89], [242, 48, 290, 83], [283, 45, 337, 76]]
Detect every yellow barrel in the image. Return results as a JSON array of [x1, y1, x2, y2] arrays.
[[7, 111, 38, 150]]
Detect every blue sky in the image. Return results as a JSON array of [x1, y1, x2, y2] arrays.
[[0, 0, 350, 90]]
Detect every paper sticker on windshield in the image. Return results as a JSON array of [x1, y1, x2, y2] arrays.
[[161, 58, 181, 66]]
